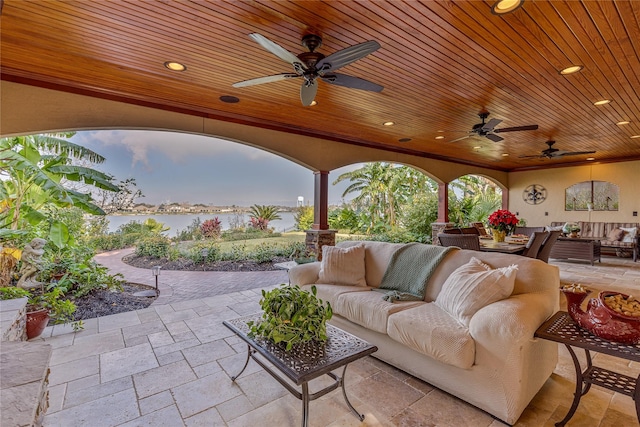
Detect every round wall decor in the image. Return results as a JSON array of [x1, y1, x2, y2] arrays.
[[523, 184, 547, 205]]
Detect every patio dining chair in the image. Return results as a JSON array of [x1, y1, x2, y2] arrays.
[[536, 230, 562, 263], [437, 233, 481, 251], [521, 231, 548, 259]]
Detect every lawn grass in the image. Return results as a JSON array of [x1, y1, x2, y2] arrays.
[[175, 232, 306, 251]]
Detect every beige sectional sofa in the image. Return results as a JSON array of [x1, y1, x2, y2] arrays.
[[289, 240, 560, 425]]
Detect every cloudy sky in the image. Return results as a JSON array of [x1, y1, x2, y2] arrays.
[[72, 130, 359, 207]]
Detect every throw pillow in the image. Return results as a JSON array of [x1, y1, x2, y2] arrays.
[[317, 244, 367, 287], [607, 228, 626, 242], [621, 227, 638, 243], [435, 257, 517, 327], [545, 225, 564, 232]]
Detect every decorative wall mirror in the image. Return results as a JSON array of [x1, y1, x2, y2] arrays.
[[565, 181, 619, 211]]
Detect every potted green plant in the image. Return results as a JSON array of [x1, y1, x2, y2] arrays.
[[0, 286, 81, 339], [563, 222, 581, 238], [247, 284, 332, 351]]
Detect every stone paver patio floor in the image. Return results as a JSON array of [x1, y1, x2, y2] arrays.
[[33, 250, 640, 426]]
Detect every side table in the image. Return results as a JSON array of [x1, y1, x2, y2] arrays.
[[223, 314, 377, 427], [535, 311, 640, 426]]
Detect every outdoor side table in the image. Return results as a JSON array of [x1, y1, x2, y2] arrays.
[[534, 311, 640, 426], [223, 314, 377, 427]]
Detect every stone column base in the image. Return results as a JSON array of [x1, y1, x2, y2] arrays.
[[305, 230, 337, 261]]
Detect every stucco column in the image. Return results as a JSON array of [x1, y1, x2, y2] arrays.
[[437, 182, 449, 223], [306, 170, 335, 260], [312, 171, 329, 230], [502, 188, 509, 210]]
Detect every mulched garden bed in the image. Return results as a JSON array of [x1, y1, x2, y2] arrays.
[[67, 282, 156, 323]]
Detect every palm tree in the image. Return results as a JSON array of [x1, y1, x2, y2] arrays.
[[248, 205, 281, 230], [333, 163, 434, 231], [0, 134, 119, 245]]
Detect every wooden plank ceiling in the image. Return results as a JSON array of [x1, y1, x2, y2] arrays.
[[2, 0, 639, 171]]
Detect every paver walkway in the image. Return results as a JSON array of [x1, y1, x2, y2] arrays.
[[95, 248, 289, 305]]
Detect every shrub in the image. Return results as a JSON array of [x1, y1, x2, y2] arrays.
[[249, 217, 270, 231], [88, 232, 141, 251], [294, 206, 314, 231], [136, 236, 171, 258], [186, 241, 220, 263], [201, 217, 222, 238], [174, 217, 203, 241]]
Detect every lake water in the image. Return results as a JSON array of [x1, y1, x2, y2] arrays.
[[106, 212, 297, 237]]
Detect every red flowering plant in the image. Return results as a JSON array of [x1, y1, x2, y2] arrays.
[[487, 209, 519, 234]]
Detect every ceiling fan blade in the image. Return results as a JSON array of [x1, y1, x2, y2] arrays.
[[316, 40, 380, 72], [321, 73, 383, 92], [494, 124, 539, 133], [232, 73, 299, 88], [249, 33, 303, 66], [481, 118, 502, 132], [518, 154, 545, 159], [300, 80, 318, 106], [555, 150, 596, 157], [485, 133, 504, 143], [448, 135, 471, 143]]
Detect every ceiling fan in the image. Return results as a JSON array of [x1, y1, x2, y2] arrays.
[[519, 140, 596, 159], [448, 111, 538, 143], [232, 33, 383, 106]]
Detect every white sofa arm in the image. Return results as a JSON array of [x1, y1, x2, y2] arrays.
[[288, 262, 321, 286], [469, 292, 558, 347]]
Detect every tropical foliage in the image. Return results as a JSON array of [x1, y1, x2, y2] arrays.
[[248, 204, 281, 231], [330, 162, 502, 239], [0, 133, 119, 247]]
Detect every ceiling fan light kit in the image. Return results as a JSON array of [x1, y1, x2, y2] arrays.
[[232, 33, 383, 106]]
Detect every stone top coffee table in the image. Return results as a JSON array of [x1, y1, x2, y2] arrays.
[[223, 314, 378, 427]]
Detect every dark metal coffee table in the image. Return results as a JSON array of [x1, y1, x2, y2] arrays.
[[223, 314, 378, 427], [535, 311, 640, 426]]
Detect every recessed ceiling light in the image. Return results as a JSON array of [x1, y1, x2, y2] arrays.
[[398, 138, 412, 143], [491, 0, 525, 15], [616, 120, 630, 125], [437, 130, 444, 133], [559, 65, 584, 75], [502, 153, 510, 157], [631, 135, 640, 139], [593, 99, 611, 106], [474, 146, 482, 150], [586, 157, 595, 161], [383, 121, 395, 126], [435, 136, 445, 140], [164, 61, 187, 71], [219, 95, 240, 103], [310, 100, 317, 106]]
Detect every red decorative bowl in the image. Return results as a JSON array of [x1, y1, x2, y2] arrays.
[[561, 287, 640, 344]]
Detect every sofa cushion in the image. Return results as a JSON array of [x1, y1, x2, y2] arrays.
[[435, 257, 517, 326], [621, 227, 638, 243], [334, 290, 424, 334], [579, 221, 606, 238], [387, 303, 475, 369], [607, 228, 626, 241], [337, 241, 405, 288], [318, 244, 366, 287], [301, 284, 371, 309]]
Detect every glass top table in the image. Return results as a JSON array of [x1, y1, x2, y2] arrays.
[[223, 314, 378, 427]]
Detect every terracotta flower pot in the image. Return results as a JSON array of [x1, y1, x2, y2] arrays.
[[26, 308, 50, 339]]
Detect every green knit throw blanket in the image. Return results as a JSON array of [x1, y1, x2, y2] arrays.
[[377, 243, 455, 301]]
